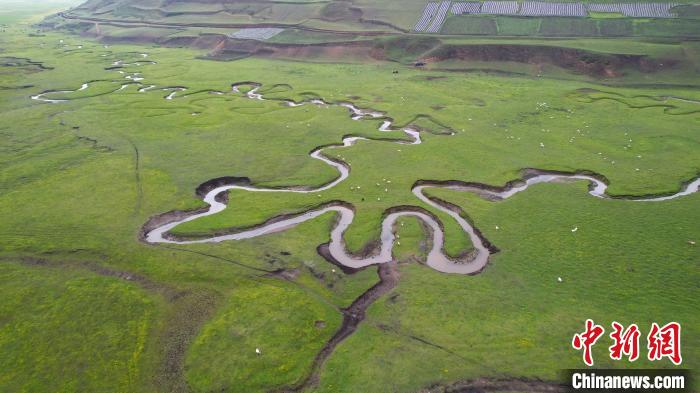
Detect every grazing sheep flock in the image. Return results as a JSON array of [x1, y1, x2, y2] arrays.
[[415, 1, 678, 32]]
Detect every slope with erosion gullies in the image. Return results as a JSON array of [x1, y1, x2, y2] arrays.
[[418, 42, 676, 77], [364, 37, 680, 78], [180, 35, 679, 80]]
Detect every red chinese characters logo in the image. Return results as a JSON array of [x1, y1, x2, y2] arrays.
[[572, 320, 682, 366], [572, 319, 605, 366], [609, 322, 640, 362], [647, 322, 682, 365]]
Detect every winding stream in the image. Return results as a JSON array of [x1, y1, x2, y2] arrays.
[[28, 59, 699, 274], [143, 83, 700, 275], [29, 52, 700, 391]]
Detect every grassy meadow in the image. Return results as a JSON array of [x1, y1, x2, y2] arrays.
[[0, 5, 698, 393]]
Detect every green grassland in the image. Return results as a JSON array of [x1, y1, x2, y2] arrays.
[[0, 5, 698, 393], [0, 258, 160, 392]]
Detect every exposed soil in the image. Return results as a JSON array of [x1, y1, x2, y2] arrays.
[[195, 175, 252, 198], [140, 207, 210, 242], [421, 44, 675, 77]]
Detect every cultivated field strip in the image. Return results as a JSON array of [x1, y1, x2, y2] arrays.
[[426, 1, 453, 33], [451, 2, 482, 14], [228, 28, 284, 40], [414, 2, 439, 31], [520, 2, 586, 16], [481, 1, 520, 15]]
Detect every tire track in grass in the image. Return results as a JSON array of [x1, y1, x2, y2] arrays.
[[117, 133, 143, 215]]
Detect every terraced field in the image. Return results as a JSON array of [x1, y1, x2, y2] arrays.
[[1, 1, 698, 393]]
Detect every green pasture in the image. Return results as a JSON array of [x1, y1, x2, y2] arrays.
[[0, 9, 698, 393]]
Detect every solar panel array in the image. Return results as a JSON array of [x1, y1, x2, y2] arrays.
[[587, 3, 622, 12], [415, 1, 678, 33], [587, 3, 677, 17], [414, 2, 439, 31], [426, 1, 453, 32], [615, 3, 677, 17], [451, 2, 482, 14], [481, 1, 520, 14], [520, 2, 587, 16]]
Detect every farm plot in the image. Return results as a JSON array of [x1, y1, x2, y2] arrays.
[[520, 2, 587, 17], [228, 28, 285, 41], [540, 17, 599, 35], [441, 15, 499, 34]]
